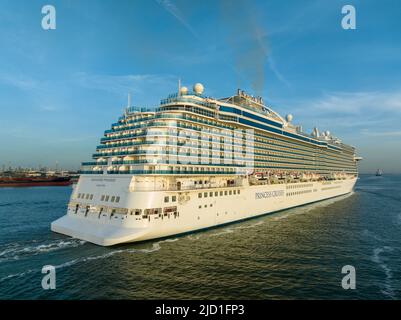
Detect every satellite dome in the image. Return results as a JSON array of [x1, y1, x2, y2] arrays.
[[193, 83, 204, 95], [180, 86, 188, 95], [326, 131, 331, 136], [286, 114, 293, 123]]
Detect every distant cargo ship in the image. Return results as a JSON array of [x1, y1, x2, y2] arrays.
[[376, 169, 383, 176], [0, 176, 72, 187]]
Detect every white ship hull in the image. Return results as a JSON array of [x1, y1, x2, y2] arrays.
[[51, 175, 357, 246]]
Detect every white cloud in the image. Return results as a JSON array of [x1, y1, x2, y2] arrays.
[[0, 73, 39, 91], [275, 89, 401, 138], [74, 72, 176, 96], [302, 90, 401, 115], [360, 129, 401, 137], [267, 56, 291, 87], [156, 0, 199, 38]]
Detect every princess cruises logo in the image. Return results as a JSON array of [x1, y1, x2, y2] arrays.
[[255, 190, 284, 199]]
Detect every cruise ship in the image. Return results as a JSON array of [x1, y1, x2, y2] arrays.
[[51, 83, 361, 246]]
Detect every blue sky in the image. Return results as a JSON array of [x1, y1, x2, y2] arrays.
[[0, 0, 400, 173]]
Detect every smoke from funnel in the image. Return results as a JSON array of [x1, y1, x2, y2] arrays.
[[220, 0, 269, 96]]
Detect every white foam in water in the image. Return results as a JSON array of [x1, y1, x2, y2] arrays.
[[210, 221, 264, 237], [236, 221, 264, 229], [272, 192, 355, 222], [0, 238, 175, 283], [363, 229, 384, 242], [397, 213, 401, 225], [54, 250, 125, 270], [371, 246, 396, 299], [210, 228, 235, 237], [0, 269, 36, 283], [187, 234, 202, 241], [206, 194, 353, 237], [54, 238, 175, 270], [0, 239, 86, 263]]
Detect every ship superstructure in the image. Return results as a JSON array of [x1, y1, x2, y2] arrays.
[[51, 83, 361, 246]]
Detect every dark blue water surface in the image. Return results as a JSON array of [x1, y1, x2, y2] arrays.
[[0, 175, 400, 299]]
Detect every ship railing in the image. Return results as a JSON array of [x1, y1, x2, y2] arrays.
[[160, 96, 213, 109], [108, 158, 249, 166], [125, 106, 156, 114], [100, 116, 239, 142], [81, 161, 107, 166], [132, 183, 243, 192], [80, 170, 104, 174], [100, 170, 243, 175]]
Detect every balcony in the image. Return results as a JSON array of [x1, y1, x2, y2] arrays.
[[81, 161, 107, 166], [104, 170, 239, 175]]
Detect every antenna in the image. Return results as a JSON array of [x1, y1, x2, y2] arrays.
[[127, 93, 131, 108], [178, 78, 181, 96]]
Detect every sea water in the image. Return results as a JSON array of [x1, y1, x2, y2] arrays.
[[0, 174, 400, 299]]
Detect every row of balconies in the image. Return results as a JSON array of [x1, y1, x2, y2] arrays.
[[92, 146, 317, 163], [90, 150, 320, 166], [101, 123, 249, 143], [104, 113, 242, 137], [80, 169, 241, 175], [96, 138, 320, 162], [101, 118, 338, 160]]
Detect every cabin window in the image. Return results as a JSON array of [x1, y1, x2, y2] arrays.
[[198, 193, 202, 198], [101, 195, 105, 201], [172, 196, 176, 202], [224, 191, 228, 196], [220, 191, 223, 196], [204, 192, 208, 198], [116, 196, 120, 203], [215, 191, 218, 196], [209, 192, 213, 197], [90, 194, 94, 200], [111, 196, 115, 202], [164, 196, 169, 203], [105, 195, 109, 201]]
